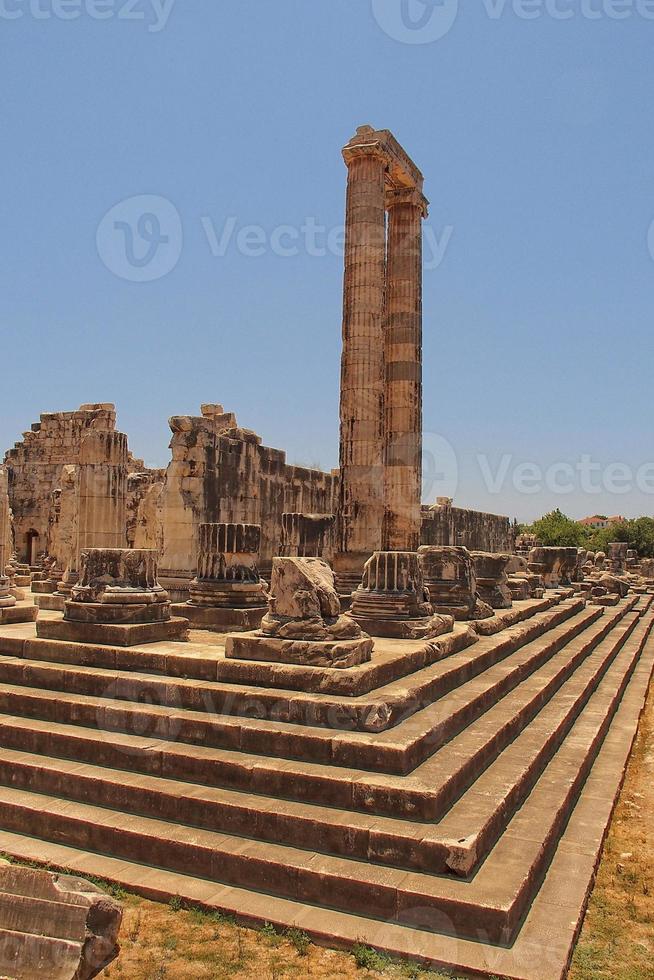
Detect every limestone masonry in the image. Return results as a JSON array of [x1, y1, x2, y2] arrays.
[[0, 127, 650, 980]]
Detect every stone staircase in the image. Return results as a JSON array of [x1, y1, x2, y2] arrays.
[[0, 591, 651, 979]]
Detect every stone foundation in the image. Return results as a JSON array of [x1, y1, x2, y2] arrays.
[[37, 548, 188, 647], [172, 523, 268, 633]]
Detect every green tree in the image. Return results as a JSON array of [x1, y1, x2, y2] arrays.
[[588, 517, 654, 557], [531, 509, 588, 548]]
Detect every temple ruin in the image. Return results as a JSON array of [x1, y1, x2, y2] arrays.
[[0, 127, 651, 980]]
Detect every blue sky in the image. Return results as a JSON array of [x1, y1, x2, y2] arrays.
[[2, 0, 653, 522]]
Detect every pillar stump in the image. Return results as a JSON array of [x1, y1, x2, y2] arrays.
[[607, 542, 628, 575], [418, 545, 492, 621], [351, 551, 454, 639], [226, 557, 373, 668], [470, 552, 513, 609], [37, 549, 188, 647], [527, 546, 577, 589], [0, 468, 37, 624], [281, 513, 335, 562], [171, 523, 268, 632]]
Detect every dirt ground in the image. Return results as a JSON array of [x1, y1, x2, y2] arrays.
[[100, 676, 654, 980], [569, 675, 654, 980]]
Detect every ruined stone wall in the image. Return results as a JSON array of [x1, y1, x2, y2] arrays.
[[4, 403, 148, 564], [421, 498, 514, 554], [157, 405, 336, 591], [127, 470, 165, 549]]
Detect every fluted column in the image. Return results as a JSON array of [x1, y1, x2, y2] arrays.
[[336, 133, 388, 571], [383, 187, 427, 552], [58, 430, 128, 597], [0, 467, 10, 578], [76, 430, 128, 553]]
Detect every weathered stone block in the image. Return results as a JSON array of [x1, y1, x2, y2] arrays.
[[470, 552, 513, 609], [352, 551, 454, 638], [226, 557, 372, 667], [0, 860, 122, 980]]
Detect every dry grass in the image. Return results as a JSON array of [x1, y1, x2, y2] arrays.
[[94, 679, 653, 980], [569, 674, 654, 980], [101, 900, 453, 979]]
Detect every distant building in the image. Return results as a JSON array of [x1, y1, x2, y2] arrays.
[[578, 515, 626, 529]]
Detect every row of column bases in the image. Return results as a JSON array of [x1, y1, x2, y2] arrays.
[[31, 522, 535, 641], [27, 525, 635, 669]]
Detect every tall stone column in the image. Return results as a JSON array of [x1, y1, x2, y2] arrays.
[[0, 467, 10, 579], [57, 430, 128, 600], [335, 128, 388, 585], [383, 187, 427, 552], [76, 430, 128, 553]]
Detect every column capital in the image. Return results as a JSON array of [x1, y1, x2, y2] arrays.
[[342, 125, 425, 193], [385, 186, 429, 218], [342, 140, 390, 169]]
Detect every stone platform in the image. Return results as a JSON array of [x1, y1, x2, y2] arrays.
[[0, 591, 650, 979], [0, 601, 38, 627], [225, 632, 373, 669]]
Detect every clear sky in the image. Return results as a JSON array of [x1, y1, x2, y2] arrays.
[[2, 0, 653, 523]]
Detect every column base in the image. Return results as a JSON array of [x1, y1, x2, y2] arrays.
[[170, 603, 267, 633], [0, 604, 38, 626], [36, 616, 189, 647], [35, 594, 66, 612], [63, 600, 171, 625], [350, 611, 453, 640], [30, 581, 58, 595], [431, 598, 494, 622]]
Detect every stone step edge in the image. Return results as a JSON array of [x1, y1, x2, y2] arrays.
[[0, 628, 650, 980], [0, 597, 583, 737], [0, 611, 639, 875], [0, 611, 645, 949], [0, 604, 607, 778], [0, 595, 564, 691], [0, 606, 637, 824], [436, 611, 650, 878]]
